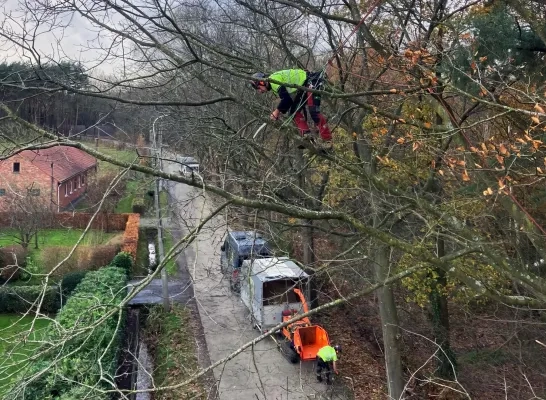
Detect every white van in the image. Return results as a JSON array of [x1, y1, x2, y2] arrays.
[[178, 156, 200, 176]]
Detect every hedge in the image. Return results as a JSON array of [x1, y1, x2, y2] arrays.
[[110, 251, 133, 274], [0, 285, 60, 314], [131, 194, 146, 214], [121, 213, 140, 261], [8, 265, 128, 399], [0, 212, 129, 231], [60, 271, 88, 302]]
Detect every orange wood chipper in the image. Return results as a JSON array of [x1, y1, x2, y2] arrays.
[[278, 288, 330, 363]]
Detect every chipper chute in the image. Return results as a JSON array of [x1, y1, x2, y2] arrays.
[[279, 288, 330, 362]]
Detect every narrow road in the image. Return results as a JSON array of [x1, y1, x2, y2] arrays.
[[163, 160, 348, 400]]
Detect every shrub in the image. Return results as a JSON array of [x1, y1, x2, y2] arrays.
[[110, 251, 133, 273], [88, 244, 120, 269], [0, 285, 60, 313], [42, 245, 120, 277], [132, 195, 146, 214], [60, 271, 88, 301], [0, 245, 28, 282], [8, 266, 128, 399]]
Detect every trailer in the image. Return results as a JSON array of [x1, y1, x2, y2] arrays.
[[240, 257, 330, 363], [240, 257, 308, 330]]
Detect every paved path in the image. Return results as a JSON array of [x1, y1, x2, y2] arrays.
[[127, 279, 192, 305], [163, 161, 348, 400]]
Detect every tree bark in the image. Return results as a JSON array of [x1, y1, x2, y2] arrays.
[[429, 233, 456, 379], [374, 243, 404, 399], [302, 219, 318, 308]]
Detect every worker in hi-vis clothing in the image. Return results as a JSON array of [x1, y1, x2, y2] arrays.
[[316, 344, 341, 384], [250, 69, 333, 150]]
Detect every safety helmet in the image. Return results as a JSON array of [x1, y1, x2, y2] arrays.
[[333, 344, 342, 354], [250, 72, 267, 90]]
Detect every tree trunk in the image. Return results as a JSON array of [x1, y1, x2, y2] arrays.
[[34, 231, 39, 249], [429, 233, 456, 379], [302, 219, 318, 308], [374, 243, 404, 399]]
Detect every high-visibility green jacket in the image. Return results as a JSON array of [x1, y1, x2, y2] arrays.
[[317, 345, 338, 362], [268, 69, 307, 113], [269, 69, 307, 95]]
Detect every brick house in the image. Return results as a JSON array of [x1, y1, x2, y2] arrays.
[[0, 146, 97, 211]]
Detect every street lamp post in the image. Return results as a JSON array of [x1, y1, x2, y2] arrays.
[[152, 114, 170, 312]]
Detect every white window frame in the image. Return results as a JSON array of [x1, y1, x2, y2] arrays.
[[69, 181, 73, 194], [65, 183, 68, 197]]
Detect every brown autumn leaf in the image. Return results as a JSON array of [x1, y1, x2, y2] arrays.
[[496, 154, 504, 165], [534, 104, 545, 114], [498, 179, 506, 190], [531, 116, 540, 124], [396, 137, 405, 144], [412, 142, 420, 151], [389, 88, 397, 93], [537, 167, 544, 174], [483, 187, 493, 196], [462, 170, 471, 182], [423, 122, 432, 129], [438, 169, 444, 176], [499, 144, 508, 155]]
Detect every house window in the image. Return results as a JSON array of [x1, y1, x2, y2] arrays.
[[13, 162, 20, 173], [28, 188, 40, 196], [74, 178, 77, 190], [81, 174, 85, 185], [77, 176, 81, 188], [65, 183, 68, 197], [0, 189, 5, 196]]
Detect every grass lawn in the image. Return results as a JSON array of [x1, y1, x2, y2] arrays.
[[163, 230, 177, 276], [144, 305, 206, 400], [0, 315, 51, 395], [95, 145, 141, 175], [0, 228, 118, 262], [115, 179, 155, 214], [115, 180, 139, 214], [134, 228, 151, 277]]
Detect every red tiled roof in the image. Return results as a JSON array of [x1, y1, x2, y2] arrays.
[[19, 146, 97, 182]]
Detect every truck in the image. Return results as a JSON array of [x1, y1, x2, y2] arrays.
[[220, 230, 272, 292]]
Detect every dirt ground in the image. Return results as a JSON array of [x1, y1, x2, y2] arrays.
[[317, 286, 546, 400]]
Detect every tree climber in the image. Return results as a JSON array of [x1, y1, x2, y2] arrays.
[[250, 69, 333, 150]]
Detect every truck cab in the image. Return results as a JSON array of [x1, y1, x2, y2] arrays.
[[220, 231, 272, 292]]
